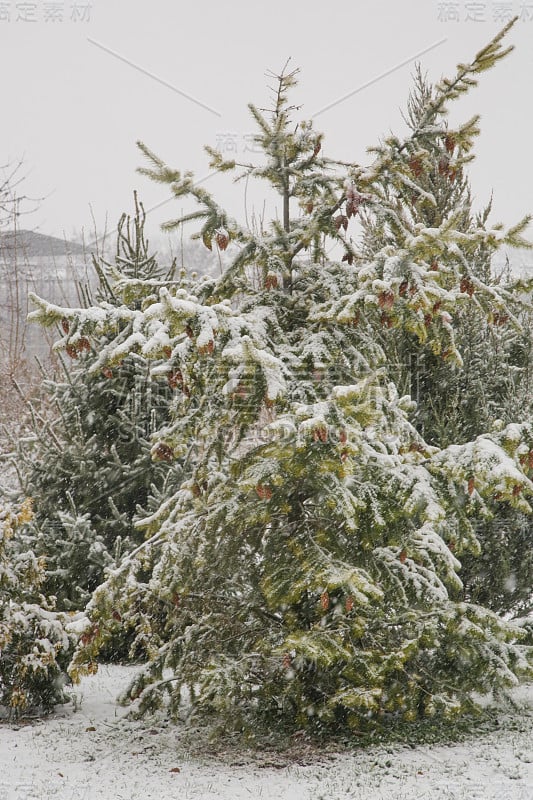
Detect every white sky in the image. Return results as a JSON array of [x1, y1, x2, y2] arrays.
[[1, 0, 532, 249]]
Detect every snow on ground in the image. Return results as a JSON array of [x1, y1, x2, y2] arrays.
[[1, 665, 532, 800]]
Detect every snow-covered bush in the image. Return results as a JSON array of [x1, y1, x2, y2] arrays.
[[0, 499, 74, 715]]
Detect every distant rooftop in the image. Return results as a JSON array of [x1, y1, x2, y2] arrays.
[[0, 229, 86, 258]]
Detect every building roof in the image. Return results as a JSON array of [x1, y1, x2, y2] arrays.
[[0, 229, 85, 259]]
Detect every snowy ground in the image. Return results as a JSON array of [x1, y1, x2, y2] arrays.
[[1, 665, 532, 800]]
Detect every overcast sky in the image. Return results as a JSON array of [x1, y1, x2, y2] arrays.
[[1, 0, 532, 253]]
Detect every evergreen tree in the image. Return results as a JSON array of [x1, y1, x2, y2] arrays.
[[0, 498, 75, 715], [31, 24, 533, 733], [15, 196, 179, 610], [361, 67, 533, 615]]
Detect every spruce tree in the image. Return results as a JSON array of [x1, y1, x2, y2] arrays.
[[0, 498, 74, 715], [15, 196, 179, 611], [31, 24, 533, 733], [361, 67, 533, 615]]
